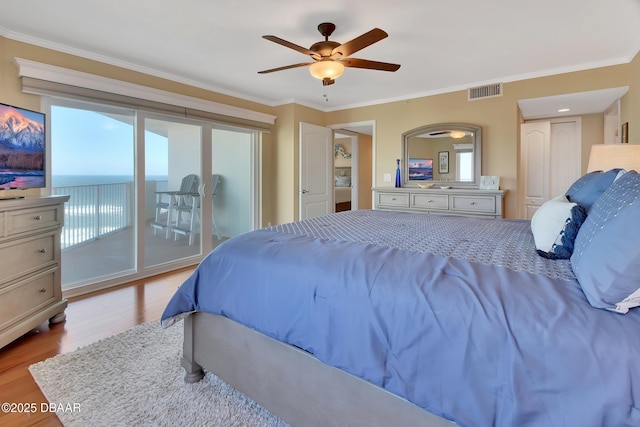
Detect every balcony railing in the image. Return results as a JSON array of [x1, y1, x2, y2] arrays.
[[53, 182, 136, 250]]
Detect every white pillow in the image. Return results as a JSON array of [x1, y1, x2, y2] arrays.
[[531, 195, 587, 259], [335, 175, 351, 187]]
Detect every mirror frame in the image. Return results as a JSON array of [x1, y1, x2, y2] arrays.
[[402, 122, 482, 188]]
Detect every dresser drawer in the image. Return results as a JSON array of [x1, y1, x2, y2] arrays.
[[0, 270, 56, 329], [0, 233, 56, 284], [451, 195, 496, 213], [6, 205, 61, 236], [411, 193, 449, 210], [377, 192, 410, 208]]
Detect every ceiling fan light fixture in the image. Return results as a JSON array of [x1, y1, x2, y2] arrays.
[[259, 23, 400, 84], [450, 131, 467, 139], [309, 60, 344, 81]]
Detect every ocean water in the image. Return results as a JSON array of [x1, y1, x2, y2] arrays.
[[52, 175, 167, 248]]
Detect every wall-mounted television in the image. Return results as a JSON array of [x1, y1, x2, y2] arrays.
[[408, 157, 433, 181], [0, 102, 46, 190]]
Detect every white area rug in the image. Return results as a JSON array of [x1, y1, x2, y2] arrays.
[[29, 321, 289, 426]]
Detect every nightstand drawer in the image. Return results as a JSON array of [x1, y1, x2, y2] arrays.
[[451, 195, 496, 213], [6, 206, 61, 236], [376, 192, 410, 208], [0, 271, 55, 328], [0, 196, 68, 350], [412, 194, 449, 210], [0, 233, 56, 284]]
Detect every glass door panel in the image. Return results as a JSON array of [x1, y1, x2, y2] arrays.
[[51, 103, 135, 290], [144, 118, 203, 268], [211, 128, 256, 246], [49, 101, 259, 294]]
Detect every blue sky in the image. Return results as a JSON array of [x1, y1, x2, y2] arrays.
[[51, 106, 168, 176]]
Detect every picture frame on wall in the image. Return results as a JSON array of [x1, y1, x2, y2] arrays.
[[438, 151, 449, 174], [479, 175, 500, 190]]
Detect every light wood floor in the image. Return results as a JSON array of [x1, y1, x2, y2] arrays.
[[0, 267, 194, 427]]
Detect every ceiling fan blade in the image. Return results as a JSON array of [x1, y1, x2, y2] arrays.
[[262, 35, 320, 59], [331, 28, 388, 57], [341, 58, 401, 72], [258, 62, 314, 74]]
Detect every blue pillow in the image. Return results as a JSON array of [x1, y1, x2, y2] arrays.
[[571, 170, 640, 313], [531, 195, 587, 259], [565, 169, 621, 211]]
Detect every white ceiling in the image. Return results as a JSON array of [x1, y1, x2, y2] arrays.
[[518, 87, 629, 120], [1, 0, 639, 115]]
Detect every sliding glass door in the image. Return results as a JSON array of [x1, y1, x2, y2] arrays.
[[211, 127, 257, 239], [49, 98, 261, 295], [51, 101, 136, 288], [144, 117, 203, 268]]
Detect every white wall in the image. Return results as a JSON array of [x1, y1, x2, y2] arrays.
[[167, 124, 201, 189], [212, 129, 252, 238]]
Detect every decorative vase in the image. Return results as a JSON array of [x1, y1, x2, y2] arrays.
[[395, 159, 401, 188]]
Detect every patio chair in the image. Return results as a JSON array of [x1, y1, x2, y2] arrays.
[[151, 174, 199, 239], [172, 174, 222, 245]]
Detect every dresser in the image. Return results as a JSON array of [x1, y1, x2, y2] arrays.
[[373, 187, 504, 218], [0, 195, 69, 349]]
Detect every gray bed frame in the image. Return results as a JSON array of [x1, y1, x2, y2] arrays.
[[181, 311, 456, 426]]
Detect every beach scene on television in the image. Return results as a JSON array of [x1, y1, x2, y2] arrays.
[[0, 103, 45, 189], [408, 157, 433, 180]]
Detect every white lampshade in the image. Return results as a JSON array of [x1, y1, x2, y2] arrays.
[[449, 131, 467, 139], [309, 60, 344, 80], [587, 144, 640, 172]]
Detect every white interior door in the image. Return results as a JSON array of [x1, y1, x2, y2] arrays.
[[299, 122, 333, 220], [520, 121, 550, 219], [549, 119, 581, 199], [520, 118, 581, 219]]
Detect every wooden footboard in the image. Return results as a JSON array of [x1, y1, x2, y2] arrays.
[[182, 312, 455, 427]]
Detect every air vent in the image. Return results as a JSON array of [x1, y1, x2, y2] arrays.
[[468, 83, 503, 101]]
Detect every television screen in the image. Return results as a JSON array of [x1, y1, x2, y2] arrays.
[[408, 157, 433, 180], [0, 102, 46, 190]]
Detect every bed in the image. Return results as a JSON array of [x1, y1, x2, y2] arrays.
[[161, 170, 640, 427]]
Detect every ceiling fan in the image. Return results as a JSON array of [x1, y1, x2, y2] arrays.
[[258, 22, 401, 86], [426, 130, 469, 138]]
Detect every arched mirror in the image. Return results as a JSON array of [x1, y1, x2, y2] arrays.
[[402, 123, 482, 188]]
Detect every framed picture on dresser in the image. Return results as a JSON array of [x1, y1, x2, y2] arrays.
[[479, 175, 500, 190]]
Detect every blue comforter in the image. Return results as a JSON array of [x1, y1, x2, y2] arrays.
[[162, 210, 640, 427]]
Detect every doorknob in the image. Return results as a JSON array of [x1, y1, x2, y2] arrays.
[[301, 189, 309, 194]]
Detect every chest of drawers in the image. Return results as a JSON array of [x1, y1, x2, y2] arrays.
[[373, 187, 504, 218], [0, 196, 69, 349]]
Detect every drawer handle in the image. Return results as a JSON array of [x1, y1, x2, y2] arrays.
[[39, 248, 47, 254], [34, 215, 42, 220], [470, 202, 476, 205], [39, 288, 47, 293], [427, 199, 433, 203], [391, 197, 396, 201]]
